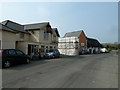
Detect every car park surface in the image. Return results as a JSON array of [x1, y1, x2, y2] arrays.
[[2, 50, 118, 88]]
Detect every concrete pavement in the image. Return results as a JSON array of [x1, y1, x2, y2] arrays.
[[2, 51, 118, 88]]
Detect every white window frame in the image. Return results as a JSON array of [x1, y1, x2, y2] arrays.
[[81, 43, 84, 46]]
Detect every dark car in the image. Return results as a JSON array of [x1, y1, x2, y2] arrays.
[[82, 50, 90, 54], [79, 50, 90, 55], [0, 49, 31, 68], [44, 49, 60, 59]]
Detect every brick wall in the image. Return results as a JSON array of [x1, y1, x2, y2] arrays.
[[79, 31, 87, 49]]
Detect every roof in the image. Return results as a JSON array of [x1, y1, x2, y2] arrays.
[[24, 22, 50, 30], [1, 20, 25, 33], [87, 37, 103, 48], [52, 28, 60, 37], [1, 20, 60, 36], [64, 30, 83, 37], [0, 23, 16, 33]]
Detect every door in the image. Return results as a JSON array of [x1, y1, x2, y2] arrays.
[[15, 50, 26, 63], [28, 44, 32, 55], [7, 50, 18, 64]]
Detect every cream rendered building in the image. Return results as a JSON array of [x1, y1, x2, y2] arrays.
[[0, 20, 60, 57]]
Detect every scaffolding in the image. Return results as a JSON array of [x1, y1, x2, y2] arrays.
[[58, 37, 80, 55]]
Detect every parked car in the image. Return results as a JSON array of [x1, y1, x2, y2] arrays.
[[79, 50, 90, 55], [100, 48, 109, 53], [32, 52, 41, 60], [0, 49, 31, 68], [44, 49, 60, 59], [82, 50, 90, 54]]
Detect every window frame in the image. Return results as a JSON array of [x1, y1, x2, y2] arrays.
[[20, 32, 24, 39], [15, 50, 25, 55], [44, 32, 49, 40], [8, 50, 16, 55]]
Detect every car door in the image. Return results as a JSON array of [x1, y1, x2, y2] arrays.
[[15, 50, 26, 63], [7, 49, 18, 64], [55, 50, 59, 57]]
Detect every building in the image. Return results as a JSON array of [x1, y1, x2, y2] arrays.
[[0, 20, 29, 50], [87, 37, 103, 54], [0, 20, 60, 57], [24, 22, 60, 57], [58, 30, 87, 55]]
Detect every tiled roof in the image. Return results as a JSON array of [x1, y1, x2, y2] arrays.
[[64, 30, 83, 37], [87, 37, 103, 48], [1, 20, 25, 33], [1, 20, 60, 37], [1, 20, 51, 33], [24, 22, 50, 30], [0, 23, 16, 33]]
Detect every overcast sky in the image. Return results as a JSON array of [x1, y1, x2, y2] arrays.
[[0, 2, 118, 43]]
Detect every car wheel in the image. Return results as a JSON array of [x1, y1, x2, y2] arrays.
[[52, 55, 55, 58], [4, 60, 11, 68], [26, 59, 30, 64]]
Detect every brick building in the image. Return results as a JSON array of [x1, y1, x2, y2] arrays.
[[58, 30, 87, 55]]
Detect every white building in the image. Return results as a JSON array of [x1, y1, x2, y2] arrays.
[[58, 37, 80, 55], [58, 30, 87, 55]]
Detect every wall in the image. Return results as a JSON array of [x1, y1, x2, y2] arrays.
[[16, 33, 30, 42], [16, 42, 40, 54], [0, 31, 2, 49], [79, 31, 87, 49], [28, 30, 39, 42], [39, 27, 52, 44], [16, 42, 27, 54], [2, 31, 16, 49], [2, 30, 30, 49], [1, 27, 59, 54], [28, 28, 53, 44], [32, 27, 58, 50]]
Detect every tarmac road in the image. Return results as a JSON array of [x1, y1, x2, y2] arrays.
[[2, 50, 118, 88]]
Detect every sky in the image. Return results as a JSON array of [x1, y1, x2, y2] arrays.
[[0, 2, 118, 43]]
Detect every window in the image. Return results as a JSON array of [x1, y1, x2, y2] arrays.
[[16, 50, 24, 55], [50, 46, 52, 49], [31, 31, 34, 34], [53, 36, 56, 41], [20, 33, 24, 39], [81, 43, 84, 46], [44, 32, 49, 40], [46, 49, 48, 52], [4, 50, 9, 55], [8, 50, 16, 55], [41, 46, 45, 52]]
